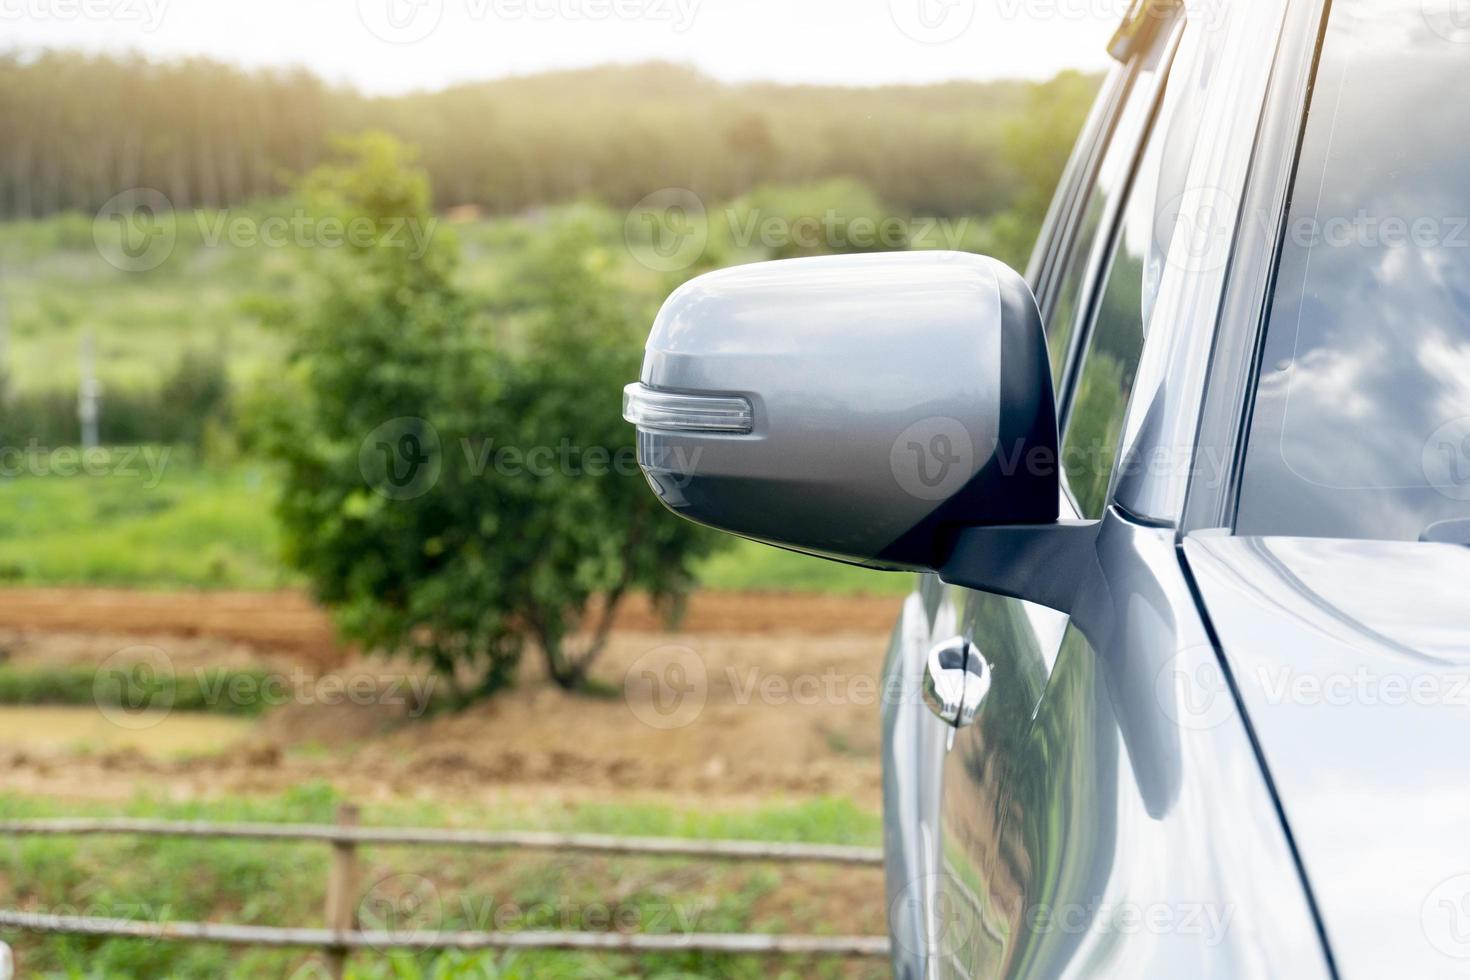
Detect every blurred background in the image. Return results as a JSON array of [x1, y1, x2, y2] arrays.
[[0, 1, 1114, 976]]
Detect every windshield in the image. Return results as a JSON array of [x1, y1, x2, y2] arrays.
[[1234, 1, 1470, 543]]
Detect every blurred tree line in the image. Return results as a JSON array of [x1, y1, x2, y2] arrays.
[[0, 51, 1104, 695], [0, 53, 1096, 223]]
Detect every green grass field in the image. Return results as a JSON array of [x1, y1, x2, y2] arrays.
[[0, 457, 910, 596], [0, 785, 883, 979], [0, 205, 917, 598]]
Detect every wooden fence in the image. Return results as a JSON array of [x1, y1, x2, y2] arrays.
[[0, 806, 890, 976]]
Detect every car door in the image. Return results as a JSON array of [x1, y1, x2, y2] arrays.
[[880, 9, 1181, 975], [932, 13, 1182, 976], [884, 1, 1338, 977]]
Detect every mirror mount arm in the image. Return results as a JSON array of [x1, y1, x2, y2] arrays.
[[938, 520, 1103, 616]]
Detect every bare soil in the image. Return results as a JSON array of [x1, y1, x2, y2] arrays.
[[0, 587, 902, 668], [0, 589, 900, 811]]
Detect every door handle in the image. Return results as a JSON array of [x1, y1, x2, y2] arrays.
[[922, 636, 990, 729]]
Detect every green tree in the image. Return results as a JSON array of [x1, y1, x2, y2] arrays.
[[261, 132, 717, 699]]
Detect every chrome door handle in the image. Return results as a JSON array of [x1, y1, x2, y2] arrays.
[[922, 636, 990, 729]]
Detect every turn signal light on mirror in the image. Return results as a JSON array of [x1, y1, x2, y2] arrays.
[[622, 383, 754, 435]]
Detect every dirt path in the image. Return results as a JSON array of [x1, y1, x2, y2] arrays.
[[0, 620, 899, 810], [0, 587, 904, 669]]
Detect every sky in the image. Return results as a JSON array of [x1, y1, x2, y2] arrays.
[[0, 0, 1120, 93]]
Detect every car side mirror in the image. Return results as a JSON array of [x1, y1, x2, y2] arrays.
[[623, 251, 1060, 572]]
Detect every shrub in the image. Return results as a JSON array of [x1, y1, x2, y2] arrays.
[[259, 133, 718, 699]]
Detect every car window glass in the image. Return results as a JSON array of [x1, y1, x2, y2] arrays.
[[1060, 106, 1169, 519], [1043, 29, 1174, 391], [1235, 4, 1470, 541]]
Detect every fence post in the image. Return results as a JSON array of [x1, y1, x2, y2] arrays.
[[323, 804, 360, 979]]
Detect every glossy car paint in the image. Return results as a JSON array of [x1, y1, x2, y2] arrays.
[[1185, 535, 1470, 979], [881, 578, 962, 976], [626, 0, 1468, 976], [633, 251, 1055, 570], [880, 0, 1341, 976], [1111, 0, 1292, 523], [882, 513, 1332, 978]]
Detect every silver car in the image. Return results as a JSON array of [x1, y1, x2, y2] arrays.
[[624, 0, 1470, 976]]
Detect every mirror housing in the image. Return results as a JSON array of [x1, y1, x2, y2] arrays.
[[624, 251, 1059, 571]]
